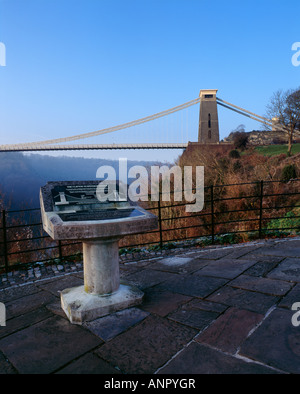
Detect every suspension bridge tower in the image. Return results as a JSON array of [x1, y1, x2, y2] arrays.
[[198, 89, 220, 143]]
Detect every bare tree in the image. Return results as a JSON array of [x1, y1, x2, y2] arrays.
[[266, 87, 300, 155]]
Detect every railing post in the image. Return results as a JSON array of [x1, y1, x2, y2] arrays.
[[157, 193, 163, 249], [258, 180, 264, 238], [210, 185, 215, 244], [2, 210, 9, 273]]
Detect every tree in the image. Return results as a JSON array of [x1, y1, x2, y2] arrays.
[[232, 131, 249, 151], [266, 87, 300, 155]]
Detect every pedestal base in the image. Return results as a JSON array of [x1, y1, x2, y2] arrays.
[[60, 282, 144, 325]]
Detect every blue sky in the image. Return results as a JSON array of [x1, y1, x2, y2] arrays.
[[0, 0, 299, 162]]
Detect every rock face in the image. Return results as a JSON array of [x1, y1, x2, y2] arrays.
[[224, 129, 300, 145]]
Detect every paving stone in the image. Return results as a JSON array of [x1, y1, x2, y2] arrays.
[[223, 245, 262, 259], [267, 258, 300, 282], [157, 274, 228, 298], [244, 242, 300, 258], [46, 300, 69, 318], [229, 274, 293, 296], [149, 256, 209, 274], [158, 341, 278, 374], [195, 307, 264, 354], [207, 286, 279, 314], [0, 307, 53, 339], [244, 258, 283, 277], [168, 305, 219, 330], [96, 315, 197, 374], [5, 290, 57, 319], [0, 283, 40, 303], [0, 351, 17, 374], [124, 268, 178, 290], [193, 248, 233, 260], [0, 315, 102, 374], [119, 265, 142, 278], [84, 307, 150, 341], [194, 258, 257, 279], [279, 284, 300, 309], [56, 352, 121, 374], [239, 308, 300, 374], [36, 274, 84, 295], [141, 287, 192, 317], [186, 299, 228, 314]]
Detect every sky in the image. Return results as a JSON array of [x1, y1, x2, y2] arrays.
[[0, 0, 299, 162]]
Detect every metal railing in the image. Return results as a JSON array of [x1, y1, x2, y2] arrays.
[[0, 179, 299, 273]]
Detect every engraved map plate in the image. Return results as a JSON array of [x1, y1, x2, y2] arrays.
[[58, 208, 144, 222]]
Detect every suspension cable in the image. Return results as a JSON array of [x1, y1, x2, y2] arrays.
[[5, 98, 201, 148]]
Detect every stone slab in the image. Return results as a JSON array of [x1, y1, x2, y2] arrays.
[[5, 290, 57, 320], [194, 258, 257, 279], [0, 307, 53, 339], [229, 274, 293, 296], [84, 307, 149, 341], [60, 284, 144, 324], [0, 283, 40, 303], [157, 274, 228, 298], [279, 283, 300, 309], [267, 258, 300, 282], [141, 288, 192, 317], [168, 305, 219, 330], [193, 248, 233, 260], [186, 299, 228, 314], [244, 258, 283, 277], [244, 241, 300, 258], [195, 307, 264, 354], [56, 352, 121, 374], [158, 341, 278, 374], [207, 285, 279, 314], [222, 245, 262, 259], [0, 351, 17, 374], [96, 315, 197, 374], [36, 274, 84, 295], [239, 308, 300, 374], [125, 268, 178, 290], [149, 256, 209, 274], [0, 315, 102, 374]]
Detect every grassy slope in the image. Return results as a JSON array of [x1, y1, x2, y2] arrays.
[[255, 143, 300, 156]]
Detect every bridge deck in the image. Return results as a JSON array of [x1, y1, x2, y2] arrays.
[[0, 143, 189, 152]]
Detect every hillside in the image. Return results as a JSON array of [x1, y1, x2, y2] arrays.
[[178, 143, 300, 187]]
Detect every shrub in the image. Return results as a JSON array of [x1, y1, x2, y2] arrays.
[[280, 164, 297, 182], [266, 208, 300, 235], [233, 160, 242, 172], [229, 149, 240, 158], [232, 131, 249, 151]]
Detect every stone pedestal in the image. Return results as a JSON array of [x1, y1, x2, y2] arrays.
[[40, 181, 158, 325], [60, 237, 144, 325]]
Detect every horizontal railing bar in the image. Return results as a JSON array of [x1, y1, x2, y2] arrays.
[[214, 217, 259, 226]]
